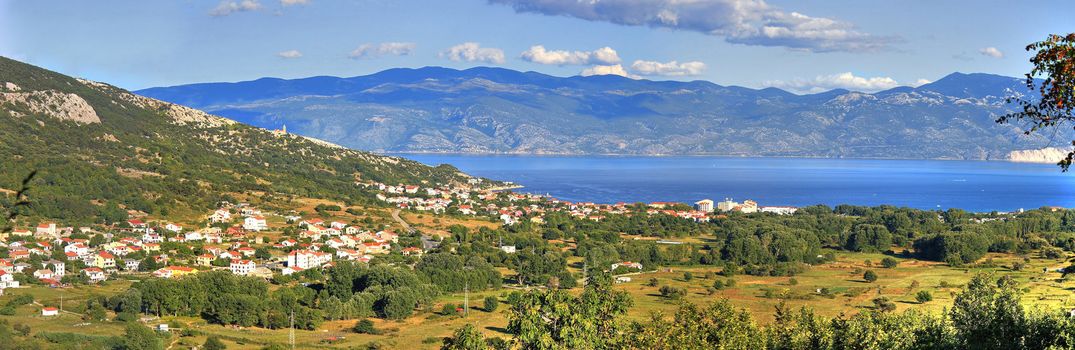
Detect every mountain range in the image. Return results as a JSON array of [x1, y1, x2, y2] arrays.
[[136, 67, 1064, 160], [0, 57, 478, 224]]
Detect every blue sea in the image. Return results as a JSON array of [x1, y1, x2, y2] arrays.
[[398, 155, 1075, 213]]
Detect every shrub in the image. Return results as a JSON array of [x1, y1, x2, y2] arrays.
[[863, 270, 878, 283], [881, 257, 899, 268], [353, 319, 380, 334], [483, 296, 498, 312], [712, 280, 725, 290], [659, 285, 686, 300], [916, 290, 933, 303], [683, 272, 693, 281], [646, 278, 659, 287]]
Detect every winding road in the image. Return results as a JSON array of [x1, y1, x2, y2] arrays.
[[392, 209, 440, 251]]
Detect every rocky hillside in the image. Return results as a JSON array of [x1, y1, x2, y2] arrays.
[[0, 57, 482, 224], [137, 67, 1068, 159]]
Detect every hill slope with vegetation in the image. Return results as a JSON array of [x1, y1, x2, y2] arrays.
[[0, 56, 481, 225]]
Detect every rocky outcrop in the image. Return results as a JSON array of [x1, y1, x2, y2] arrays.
[[0, 85, 101, 124], [1008, 147, 1073, 164]]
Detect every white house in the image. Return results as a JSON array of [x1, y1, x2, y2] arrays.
[[41, 307, 59, 316], [164, 223, 183, 233], [209, 209, 232, 223], [287, 250, 332, 269], [229, 259, 256, 276], [243, 216, 268, 231]]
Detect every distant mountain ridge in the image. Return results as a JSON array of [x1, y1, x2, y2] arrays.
[[137, 67, 1065, 159]]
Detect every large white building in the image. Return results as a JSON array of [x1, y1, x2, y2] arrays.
[[694, 199, 714, 213], [229, 259, 256, 276], [287, 250, 332, 269], [717, 198, 739, 212], [243, 216, 268, 231]]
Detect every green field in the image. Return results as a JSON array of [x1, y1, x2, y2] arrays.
[[3, 250, 1071, 349]]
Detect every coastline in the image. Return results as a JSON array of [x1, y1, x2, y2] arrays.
[[383, 151, 1041, 164]]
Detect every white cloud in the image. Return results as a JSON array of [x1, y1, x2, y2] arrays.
[[580, 64, 638, 79], [277, 50, 303, 59], [912, 78, 932, 87], [630, 60, 706, 77], [440, 42, 505, 64], [979, 47, 1004, 59], [764, 72, 901, 93], [209, 0, 262, 16], [348, 42, 416, 59], [520, 45, 621, 65], [490, 0, 895, 53], [280, 0, 309, 6]]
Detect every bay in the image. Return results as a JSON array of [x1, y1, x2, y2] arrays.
[[397, 154, 1075, 213]]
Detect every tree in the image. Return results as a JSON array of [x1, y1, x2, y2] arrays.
[[483, 296, 498, 313], [353, 319, 379, 334], [950, 274, 1026, 350], [119, 322, 163, 350], [881, 257, 899, 268], [203, 336, 227, 350], [872, 297, 896, 312], [916, 290, 933, 304], [998, 33, 1075, 170], [441, 324, 489, 350], [863, 270, 878, 283]]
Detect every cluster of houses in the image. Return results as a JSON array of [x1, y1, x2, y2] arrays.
[[371, 180, 801, 230], [0, 200, 422, 291]]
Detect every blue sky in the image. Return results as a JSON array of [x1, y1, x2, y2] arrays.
[[1, 0, 1071, 92]]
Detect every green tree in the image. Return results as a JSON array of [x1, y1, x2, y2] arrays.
[[950, 274, 1026, 350], [483, 296, 498, 313], [441, 324, 489, 350], [916, 290, 933, 304], [118, 322, 163, 350], [997, 33, 1075, 170], [881, 257, 899, 268], [863, 270, 878, 283]]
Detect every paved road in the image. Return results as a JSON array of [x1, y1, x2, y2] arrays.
[[392, 209, 440, 251]]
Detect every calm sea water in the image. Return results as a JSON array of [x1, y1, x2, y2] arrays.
[[397, 155, 1075, 213]]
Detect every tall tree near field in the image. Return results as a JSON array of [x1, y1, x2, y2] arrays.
[[998, 33, 1075, 169]]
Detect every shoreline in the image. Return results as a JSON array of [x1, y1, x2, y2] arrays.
[[384, 151, 1060, 164]]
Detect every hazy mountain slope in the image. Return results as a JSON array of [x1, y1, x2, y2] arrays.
[[137, 67, 1065, 159], [0, 57, 481, 224]]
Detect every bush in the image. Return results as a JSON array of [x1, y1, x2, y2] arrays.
[[353, 319, 380, 334], [646, 278, 659, 287], [683, 272, 693, 281], [712, 280, 725, 290], [881, 257, 899, 268], [483, 296, 498, 312], [659, 285, 686, 300], [203, 336, 227, 350], [916, 290, 933, 303], [441, 303, 459, 316], [863, 270, 878, 283], [872, 297, 896, 312]]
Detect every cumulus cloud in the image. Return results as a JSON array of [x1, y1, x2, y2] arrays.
[[630, 60, 706, 76], [209, 0, 262, 16], [764, 72, 902, 93], [441, 42, 506, 64], [520, 45, 621, 65], [580, 64, 638, 79], [912, 78, 932, 87], [348, 42, 416, 59], [489, 0, 895, 53], [979, 47, 1004, 59], [280, 0, 309, 5], [276, 50, 303, 59]]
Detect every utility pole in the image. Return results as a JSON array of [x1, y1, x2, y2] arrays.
[[464, 279, 469, 317]]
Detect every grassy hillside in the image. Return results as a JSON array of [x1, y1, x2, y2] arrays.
[[0, 56, 480, 225]]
